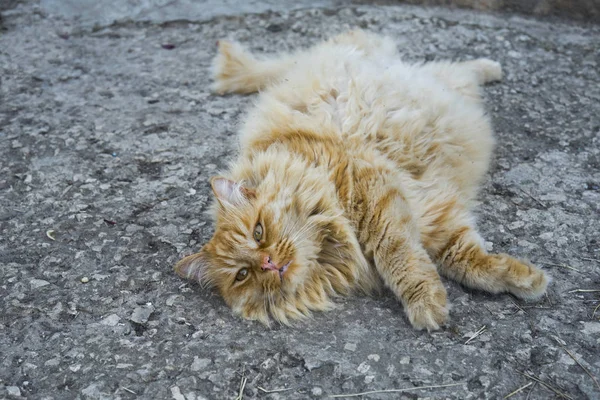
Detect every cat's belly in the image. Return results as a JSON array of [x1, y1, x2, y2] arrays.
[[252, 47, 495, 198], [304, 64, 494, 197]]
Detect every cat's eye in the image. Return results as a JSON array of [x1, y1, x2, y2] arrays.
[[235, 268, 249, 281], [253, 223, 263, 242]]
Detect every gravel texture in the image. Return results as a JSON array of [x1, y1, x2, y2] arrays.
[[1, 1, 599, 399]]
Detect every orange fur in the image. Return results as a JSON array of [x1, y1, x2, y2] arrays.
[[175, 30, 549, 330]]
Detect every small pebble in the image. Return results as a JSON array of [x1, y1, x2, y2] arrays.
[[31, 279, 50, 289], [6, 386, 21, 397], [81, 277, 89, 283], [344, 342, 357, 352], [45, 358, 60, 367], [69, 364, 81, 372], [170, 386, 185, 400], [191, 357, 211, 371], [101, 313, 120, 326], [130, 304, 155, 324]]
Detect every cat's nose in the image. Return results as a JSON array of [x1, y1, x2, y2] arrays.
[[261, 255, 279, 271]]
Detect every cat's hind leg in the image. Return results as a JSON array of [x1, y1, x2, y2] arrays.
[[458, 59, 503, 85], [421, 59, 502, 100], [422, 202, 549, 300], [212, 40, 294, 94]]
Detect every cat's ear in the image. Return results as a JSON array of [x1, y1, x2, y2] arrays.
[[174, 248, 212, 287], [210, 176, 255, 207]]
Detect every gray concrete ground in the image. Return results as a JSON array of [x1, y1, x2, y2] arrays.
[[1, 1, 599, 399]]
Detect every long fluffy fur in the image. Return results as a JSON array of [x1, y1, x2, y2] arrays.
[[175, 30, 548, 330]]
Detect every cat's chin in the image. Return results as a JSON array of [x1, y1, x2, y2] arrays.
[[231, 267, 339, 326], [235, 299, 307, 327]]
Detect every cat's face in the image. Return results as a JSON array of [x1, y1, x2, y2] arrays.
[[175, 175, 339, 325]]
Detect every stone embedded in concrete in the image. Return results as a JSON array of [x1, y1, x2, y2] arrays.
[[130, 305, 155, 324]]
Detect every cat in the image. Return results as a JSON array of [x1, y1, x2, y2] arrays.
[[174, 30, 549, 330]]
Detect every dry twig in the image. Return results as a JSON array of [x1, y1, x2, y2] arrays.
[[510, 298, 526, 314], [329, 382, 464, 398], [560, 346, 600, 392], [257, 386, 294, 394], [465, 325, 487, 345], [519, 188, 546, 208], [525, 382, 537, 400], [234, 376, 247, 400], [121, 387, 137, 395], [504, 382, 533, 399], [542, 261, 580, 273], [516, 370, 572, 399], [483, 304, 494, 315], [568, 289, 600, 294], [580, 257, 600, 263]]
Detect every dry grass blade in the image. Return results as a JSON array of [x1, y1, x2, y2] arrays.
[[519, 188, 546, 208], [558, 265, 580, 272], [46, 229, 56, 241], [525, 382, 536, 400], [121, 387, 137, 394], [516, 370, 572, 400], [542, 261, 580, 273], [234, 376, 247, 400], [568, 289, 600, 293], [483, 304, 495, 315], [580, 257, 600, 263], [329, 382, 464, 398], [504, 382, 533, 399], [257, 386, 294, 394], [510, 298, 526, 314], [465, 325, 487, 345], [593, 303, 600, 319], [560, 347, 600, 392]]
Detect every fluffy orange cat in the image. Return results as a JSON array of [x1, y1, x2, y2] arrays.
[[175, 30, 549, 330]]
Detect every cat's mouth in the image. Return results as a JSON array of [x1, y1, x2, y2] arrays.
[[261, 257, 293, 283], [278, 260, 292, 282]]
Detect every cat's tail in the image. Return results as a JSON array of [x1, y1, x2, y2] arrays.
[[212, 40, 294, 95]]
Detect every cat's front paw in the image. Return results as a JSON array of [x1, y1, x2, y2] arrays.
[[494, 254, 550, 300], [404, 280, 449, 331]]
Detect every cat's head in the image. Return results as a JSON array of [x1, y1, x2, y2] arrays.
[[174, 164, 359, 325]]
